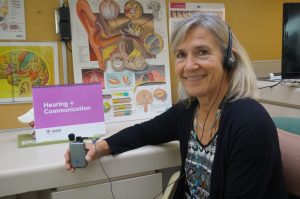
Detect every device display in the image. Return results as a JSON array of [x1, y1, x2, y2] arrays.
[[282, 3, 300, 79]]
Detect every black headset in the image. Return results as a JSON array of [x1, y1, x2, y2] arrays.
[[223, 27, 236, 71]]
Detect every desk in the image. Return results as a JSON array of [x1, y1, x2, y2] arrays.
[[3, 80, 298, 198], [0, 128, 181, 198], [257, 80, 300, 117]]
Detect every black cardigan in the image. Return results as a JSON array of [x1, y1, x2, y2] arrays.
[[106, 98, 288, 199]]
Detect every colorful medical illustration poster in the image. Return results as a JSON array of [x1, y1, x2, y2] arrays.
[[0, 0, 26, 40], [69, 0, 172, 123], [169, 2, 225, 39], [0, 42, 59, 103]]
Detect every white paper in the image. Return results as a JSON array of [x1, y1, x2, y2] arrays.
[[17, 108, 34, 124], [0, 0, 26, 40], [169, 2, 225, 39]]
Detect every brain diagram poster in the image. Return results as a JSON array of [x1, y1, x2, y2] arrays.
[[0, 42, 59, 103], [69, 0, 172, 123]]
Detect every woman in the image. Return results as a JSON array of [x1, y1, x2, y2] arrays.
[[65, 14, 287, 198]]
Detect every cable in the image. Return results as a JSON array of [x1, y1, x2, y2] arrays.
[[281, 79, 300, 87], [154, 71, 226, 199], [93, 137, 184, 199], [63, 1, 68, 7], [93, 141, 116, 199], [64, 40, 72, 53], [92, 138, 187, 199], [198, 70, 225, 142], [258, 79, 284, 89], [90, 72, 225, 199]]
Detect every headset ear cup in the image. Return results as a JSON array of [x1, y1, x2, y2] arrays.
[[227, 53, 236, 71], [224, 52, 236, 71], [223, 26, 236, 71]]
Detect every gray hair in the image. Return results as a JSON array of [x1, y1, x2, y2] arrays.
[[171, 13, 257, 103]]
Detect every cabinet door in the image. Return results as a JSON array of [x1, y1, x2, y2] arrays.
[[51, 173, 162, 199]]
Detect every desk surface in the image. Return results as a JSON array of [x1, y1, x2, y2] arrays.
[[2, 80, 298, 197], [257, 80, 300, 108], [0, 129, 180, 197]]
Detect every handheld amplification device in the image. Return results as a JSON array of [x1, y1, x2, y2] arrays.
[[68, 134, 87, 168]]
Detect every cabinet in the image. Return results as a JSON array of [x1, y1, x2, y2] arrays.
[[51, 173, 162, 199]]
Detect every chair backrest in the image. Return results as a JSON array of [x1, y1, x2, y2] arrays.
[[273, 117, 300, 136], [277, 128, 300, 197], [162, 171, 180, 199]]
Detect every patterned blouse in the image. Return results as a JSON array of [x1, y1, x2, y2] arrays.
[[185, 128, 218, 199]]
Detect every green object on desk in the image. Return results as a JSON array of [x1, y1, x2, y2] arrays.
[[17, 133, 102, 148], [17, 134, 68, 148], [272, 117, 300, 136]]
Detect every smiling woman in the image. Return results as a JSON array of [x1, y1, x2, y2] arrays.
[[165, 13, 287, 199], [65, 13, 288, 199]]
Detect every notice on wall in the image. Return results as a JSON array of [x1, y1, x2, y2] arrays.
[[32, 83, 106, 143], [0, 0, 26, 40], [169, 2, 225, 39], [69, 0, 172, 124]]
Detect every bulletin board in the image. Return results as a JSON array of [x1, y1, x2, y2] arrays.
[[0, 0, 298, 130], [0, 0, 70, 130]]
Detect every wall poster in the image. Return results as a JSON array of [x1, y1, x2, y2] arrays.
[[0, 42, 59, 103], [0, 0, 26, 40], [69, 0, 172, 123], [169, 2, 225, 39]]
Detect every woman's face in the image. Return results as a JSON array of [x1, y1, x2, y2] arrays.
[[174, 26, 228, 99]]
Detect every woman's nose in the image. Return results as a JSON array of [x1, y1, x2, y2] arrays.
[[184, 55, 198, 70]]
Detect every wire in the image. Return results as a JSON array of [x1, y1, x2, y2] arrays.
[[63, 1, 68, 7], [258, 79, 300, 89], [93, 141, 116, 199], [90, 71, 225, 199], [64, 41, 72, 53], [283, 79, 300, 87], [92, 138, 187, 199], [154, 71, 226, 199], [258, 79, 284, 89], [198, 70, 225, 142]]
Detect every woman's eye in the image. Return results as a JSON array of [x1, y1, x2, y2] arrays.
[[176, 52, 185, 59], [197, 50, 208, 56]]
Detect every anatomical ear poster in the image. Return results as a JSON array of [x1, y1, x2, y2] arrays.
[[0, 42, 59, 103], [169, 2, 225, 39], [69, 0, 172, 123]]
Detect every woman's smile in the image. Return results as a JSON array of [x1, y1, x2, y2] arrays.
[[183, 74, 207, 81]]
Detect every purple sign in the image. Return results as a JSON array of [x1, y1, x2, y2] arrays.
[[32, 83, 104, 129]]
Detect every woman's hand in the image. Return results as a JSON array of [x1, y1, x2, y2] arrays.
[[64, 139, 111, 172]]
